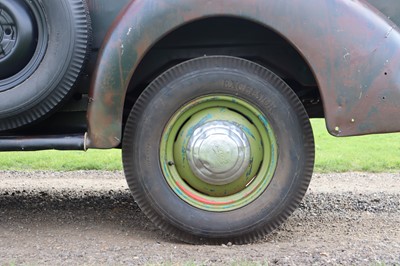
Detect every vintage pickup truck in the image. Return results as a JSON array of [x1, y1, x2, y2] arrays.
[[1, 0, 399, 244]]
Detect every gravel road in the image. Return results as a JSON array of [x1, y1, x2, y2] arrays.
[[0, 171, 399, 265]]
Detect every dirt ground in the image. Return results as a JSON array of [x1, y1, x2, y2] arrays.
[[0, 171, 399, 265]]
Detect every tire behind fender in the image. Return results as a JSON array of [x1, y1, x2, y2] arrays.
[[123, 56, 315, 244], [0, 0, 90, 131]]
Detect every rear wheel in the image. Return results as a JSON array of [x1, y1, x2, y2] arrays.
[[0, 0, 90, 131], [123, 56, 314, 244]]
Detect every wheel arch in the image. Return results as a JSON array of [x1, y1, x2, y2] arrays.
[[120, 16, 323, 133], [87, 0, 400, 148]]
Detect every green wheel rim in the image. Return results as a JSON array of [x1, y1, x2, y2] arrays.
[[160, 95, 278, 212]]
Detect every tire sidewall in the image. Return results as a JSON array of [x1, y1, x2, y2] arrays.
[[125, 59, 311, 240]]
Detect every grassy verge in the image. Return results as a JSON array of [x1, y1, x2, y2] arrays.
[[0, 119, 399, 172], [0, 149, 122, 171], [312, 119, 400, 172]]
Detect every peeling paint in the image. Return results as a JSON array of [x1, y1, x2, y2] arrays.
[[241, 126, 256, 140]]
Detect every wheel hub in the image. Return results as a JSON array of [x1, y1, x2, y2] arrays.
[[0, 7, 16, 60], [0, 0, 38, 81], [161, 96, 278, 210], [0, 23, 3, 41], [187, 121, 251, 185]]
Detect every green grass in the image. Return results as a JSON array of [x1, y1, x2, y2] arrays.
[[312, 119, 400, 173], [0, 149, 122, 171], [0, 119, 400, 172]]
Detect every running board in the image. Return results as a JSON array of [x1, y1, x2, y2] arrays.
[[0, 134, 87, 151]]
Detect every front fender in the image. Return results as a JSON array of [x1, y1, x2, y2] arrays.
[[87, 0, 400, 148]]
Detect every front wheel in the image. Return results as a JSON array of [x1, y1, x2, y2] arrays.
[[123, 56, 314, 244]]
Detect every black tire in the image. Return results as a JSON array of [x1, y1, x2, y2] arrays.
[[0, 0, 90, 131], [122, 56, 315, 244]]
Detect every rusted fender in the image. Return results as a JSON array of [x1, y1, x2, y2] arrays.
[[87, 0, 400, 148]]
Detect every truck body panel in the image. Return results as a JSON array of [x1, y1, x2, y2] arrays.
[[86, 0, 400, 148]]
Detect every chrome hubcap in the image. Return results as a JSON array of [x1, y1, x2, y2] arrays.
[[187, 121, 251, 185]]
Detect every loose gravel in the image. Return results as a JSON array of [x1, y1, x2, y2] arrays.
[[0, 171, 399, 265]]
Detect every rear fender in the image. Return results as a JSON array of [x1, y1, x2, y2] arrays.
[[87, 0, 400, 148]]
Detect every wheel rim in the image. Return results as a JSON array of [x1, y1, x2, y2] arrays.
[[0, 0, 48, 90], [160, 95, 278, 212]]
